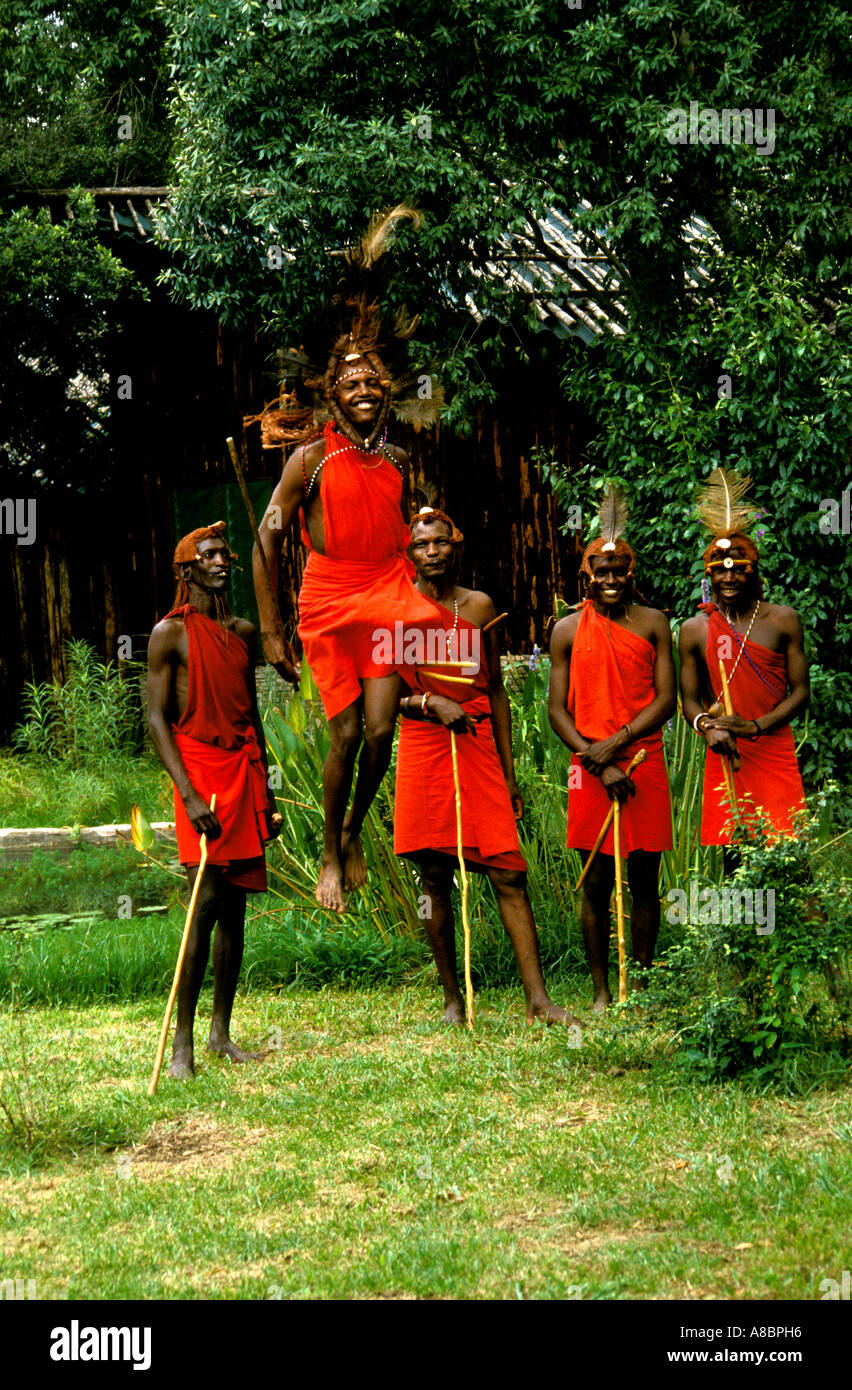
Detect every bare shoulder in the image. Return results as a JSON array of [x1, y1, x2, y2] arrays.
[[550, 610, 582, 648], [233, 616, 256, 645], [679, 612, 708, 647], [458, 587, 496, 627], [765, 602, 802, 632], [638, 606, 673, 643], [148, 615, 184, 652], [547, 608, 580, 656]]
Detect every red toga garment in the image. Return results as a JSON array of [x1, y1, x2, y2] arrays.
[[565, 602, 672, 855], [168, 606, 268, 891], [394, 612, 526, 871], [297, 422, 444, 721], [700, 603, 806, 845]]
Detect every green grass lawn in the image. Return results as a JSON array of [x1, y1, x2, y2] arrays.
[[1, 981, 849, 1301]]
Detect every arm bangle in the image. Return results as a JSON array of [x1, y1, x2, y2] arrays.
[[421, 692, 432, 718], [746, 719, 763, 741], [692, 712, 711, 735]]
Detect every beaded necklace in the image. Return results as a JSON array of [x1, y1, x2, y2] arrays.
[[719, 600, 761, 684], [445, 593, 459, 655], [303, 429, 396, 498]]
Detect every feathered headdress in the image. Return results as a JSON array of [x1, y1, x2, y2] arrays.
[[697, 467, 761, 569], [581, 483, 635, 578], [245, 205, 444, 452]]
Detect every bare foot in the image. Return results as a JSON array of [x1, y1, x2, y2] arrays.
[[341, 827, 368, 890], [168, 1040, 195, 1079], [591, 989, 612, 1014], [526, 999, 585, 1029], [316, 855, 347, 912], [206, 1037, 265, 1063], [442, 997, 465, 1025]]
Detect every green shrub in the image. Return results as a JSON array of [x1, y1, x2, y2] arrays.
[[641, 791, 852, 1089], [12, 639, 147, 766]]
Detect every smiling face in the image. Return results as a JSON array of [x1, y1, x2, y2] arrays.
[[183, 535, 232, 594], [587, 554, 632, 613], [409, 517, 456, 585], [707, 542, 759, 611], [333, 361, 385, 431]]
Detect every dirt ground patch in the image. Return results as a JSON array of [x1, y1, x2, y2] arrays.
[[115, 1115, 269, 1180]]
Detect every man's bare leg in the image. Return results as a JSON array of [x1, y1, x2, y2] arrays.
[[626, 850, 661, 988], [316, 701, 362, 912], [417, 854, 466, 1023], [340, 674, 401, 890], [488, 867, 583, 1027], [579, 852, 616, 1011], [207, 877, 264, 1063], [168, 863, 219, 1078]]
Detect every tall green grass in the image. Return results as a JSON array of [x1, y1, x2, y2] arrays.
[[13, 639, 147, 765]]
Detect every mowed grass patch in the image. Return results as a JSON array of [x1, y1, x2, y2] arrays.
[[0, 986, 849, 1300]]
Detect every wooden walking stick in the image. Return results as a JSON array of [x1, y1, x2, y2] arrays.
[[612, 798, 628, 1003], [226, 436, 291, 655], [717, 658, 741, 818], [147, 794, 217, 1096], [574, 748, 647, 890], [450, 730, 474, 1029], [481, 611, 508, 634]]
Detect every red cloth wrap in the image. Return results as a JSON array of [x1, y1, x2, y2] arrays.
[[168, 606, 268, 891], [700, 603, 806, 845], [565, 602, 672, 854], [297, 422, 444, 721], [394, 613, 526, 871]]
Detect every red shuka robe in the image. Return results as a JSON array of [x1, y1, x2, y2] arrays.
[[168, 606, 268, 891], [394, 612, 526, 871], [565, 602, 673, 855], [700, 603, 806, 845], [297, 421, 444, 721]]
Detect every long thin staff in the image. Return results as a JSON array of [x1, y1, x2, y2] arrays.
[[574, 748, 647, 891], [226, 435, 289, 649], [147, 794, 217, 1097], [717, 658, 741, 817], [613, 798, 627, 1002], [481, 612, 508, 634], [450, 731, 474, 1029]]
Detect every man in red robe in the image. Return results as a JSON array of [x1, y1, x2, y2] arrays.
[[394, 510, 580, 1028], [548, 536, 676, 1010], [679, 533, 809, 857], [147, 522, 281, 1078], [254, 357, 442, 913]]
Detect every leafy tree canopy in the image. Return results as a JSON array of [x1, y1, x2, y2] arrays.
[[0, 0, 172, 189], [162, 0, 852, 780], [0, 2, 170, 490]]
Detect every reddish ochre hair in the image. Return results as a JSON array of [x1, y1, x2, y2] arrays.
[[172, 521, 235, 607], [702, 531, 760, 568], [409, 506, 464, 545], [580, 536, 636, 579]]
